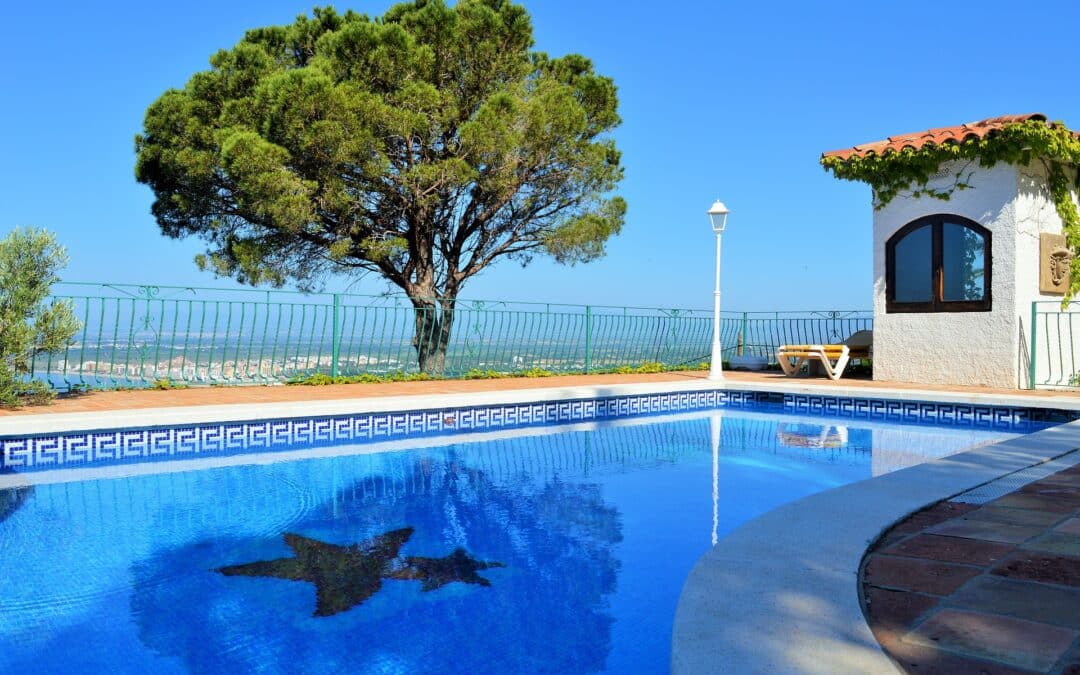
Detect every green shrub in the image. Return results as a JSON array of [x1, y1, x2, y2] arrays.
[[292, 373, 337, 386], [462, 369, 502, 380], [286, 361, 703, 387], [520, 367, 556, 378], [0, 227, 80, 407], [593, 361, 702, 375], [287, 371, 436, 386]]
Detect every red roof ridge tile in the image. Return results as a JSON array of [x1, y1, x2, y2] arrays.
[[822, 113, 1056, 161]]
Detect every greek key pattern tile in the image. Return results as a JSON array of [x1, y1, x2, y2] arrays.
[[1, 390, 1071, 472]]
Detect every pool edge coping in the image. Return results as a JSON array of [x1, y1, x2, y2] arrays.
[[670, 416, 1080, 675]]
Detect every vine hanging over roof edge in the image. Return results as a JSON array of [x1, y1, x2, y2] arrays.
[[820, 119, 1080, 302]]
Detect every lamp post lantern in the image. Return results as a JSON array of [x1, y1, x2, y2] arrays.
[[707, 200, 729, 381]]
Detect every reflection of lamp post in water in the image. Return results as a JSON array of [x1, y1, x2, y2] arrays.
[[710, 412, 722, 545]]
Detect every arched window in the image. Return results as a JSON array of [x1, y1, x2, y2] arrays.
[[886, 214, 991, 313]]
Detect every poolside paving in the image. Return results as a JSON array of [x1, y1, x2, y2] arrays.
[[0, 371, 712, 416], [2, 369, 1078, 417], [862, 465, 1080, 674]]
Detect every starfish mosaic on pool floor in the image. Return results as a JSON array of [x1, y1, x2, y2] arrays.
[[216, 527, 505, 617]]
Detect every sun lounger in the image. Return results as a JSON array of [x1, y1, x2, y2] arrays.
[[776, 330, 872, 381], [776, 423, 849, 448]]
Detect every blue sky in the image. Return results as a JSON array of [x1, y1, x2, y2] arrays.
[[3, 0, 1079, 311]]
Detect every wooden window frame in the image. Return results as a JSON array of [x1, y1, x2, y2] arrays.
[[885, 214, 992, 313]]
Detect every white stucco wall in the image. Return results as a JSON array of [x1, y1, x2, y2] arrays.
[[1015, 163, 1080, 387], [873, 161, 1020, 387], [1015, 160, 1067, 386]]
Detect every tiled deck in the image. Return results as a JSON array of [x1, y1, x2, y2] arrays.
[[862, 466, 1080, 674], [2, 370, 1077, 417]]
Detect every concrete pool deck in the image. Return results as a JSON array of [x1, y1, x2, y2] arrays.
[[4, 370, 1080, 674]]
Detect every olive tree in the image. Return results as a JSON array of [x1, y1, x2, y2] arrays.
[[135, 1, 625, 373], [0, 227, 80, 406]]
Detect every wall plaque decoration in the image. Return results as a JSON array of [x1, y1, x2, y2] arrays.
[[1040, 232, 1073, 294]]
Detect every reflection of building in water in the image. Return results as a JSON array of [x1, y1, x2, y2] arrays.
[[775, 424, 849, 449], [869, 427, 1006, 477]]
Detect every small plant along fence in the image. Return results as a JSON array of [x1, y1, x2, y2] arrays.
[[1028, 301, 1080, 389], [35, 283, 872, 390]]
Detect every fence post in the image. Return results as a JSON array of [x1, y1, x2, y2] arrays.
[[1029, 301, 1037, 390], [331, 293, 341, 378], [584, 305, 592, 374], [740, 312, 748, 356]]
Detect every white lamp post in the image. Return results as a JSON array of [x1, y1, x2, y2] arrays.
[[707, 199, 730, 381]]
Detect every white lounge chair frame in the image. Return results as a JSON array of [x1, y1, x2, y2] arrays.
[[776, 344, 851, 381]]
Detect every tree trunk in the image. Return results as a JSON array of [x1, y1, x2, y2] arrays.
[[411, 295, 456, 375]]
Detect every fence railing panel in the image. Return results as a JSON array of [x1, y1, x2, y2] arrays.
[[33, 283, 872, 389], [1028, 301, 1080, 389], [734, 311, 873, 360]]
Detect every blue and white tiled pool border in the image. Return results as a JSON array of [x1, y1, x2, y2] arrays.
[[3, 379, 1079, 474]]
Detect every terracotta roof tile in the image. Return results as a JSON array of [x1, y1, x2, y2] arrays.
[[822, 113, 1053, 161]]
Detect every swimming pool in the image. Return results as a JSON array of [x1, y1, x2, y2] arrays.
[[0, 408, 1039, 673]]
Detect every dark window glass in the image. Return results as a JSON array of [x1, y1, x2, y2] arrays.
[[942, 221, 985, 302], [892, 224, 933, 302], [886, 214, 991, 313]]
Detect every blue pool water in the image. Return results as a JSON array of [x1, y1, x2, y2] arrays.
[[0, 409, 1028, 673]]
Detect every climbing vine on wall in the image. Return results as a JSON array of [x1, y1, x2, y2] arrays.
[[820, 119, 1080, 300]]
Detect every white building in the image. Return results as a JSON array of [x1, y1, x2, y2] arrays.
[[823, 114, 1078, 389]]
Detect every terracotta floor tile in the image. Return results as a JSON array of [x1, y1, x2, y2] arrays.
[[901, 608, 1077, 672], [890, 502, 980, 535], [1055, 642, 1080, 675], [886, 638, 1041, 675], [864, 453, 1080, 673], [962, 505, 1068, 528], [882, 534, 1016, 566], [1017, 482, 1080, 503], [862, 585, 939, 640], [991, 493, 1080, 514], [0, 372, 713, 416], [1020, 532, 1080, 557], [1027, 472, 1080, 490], [919, 501, 981, 521], [864, 555, 983, 595], [875, 528, 913, 550], [992, 552, 1080, 587], [3, 368, 1078, 417], [925, 520, 1044, 545], [945, 575, 1080, 628]]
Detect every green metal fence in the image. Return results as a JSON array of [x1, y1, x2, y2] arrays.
[[730, 310, 872, 360], [1028, 301, 1080, 389], [35, 282, 871, 390]]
